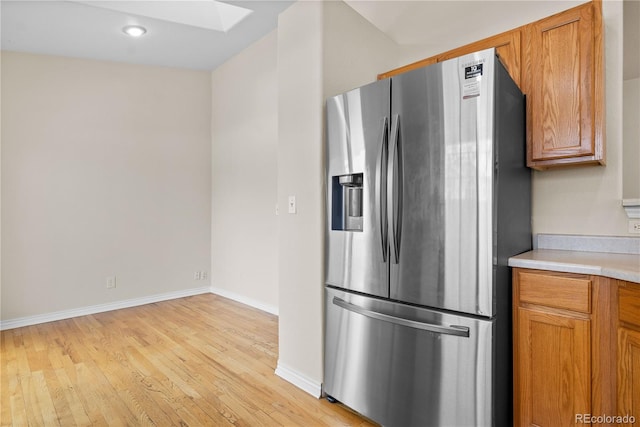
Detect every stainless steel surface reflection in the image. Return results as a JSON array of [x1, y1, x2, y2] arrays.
[[323, 48, 531, 427], [324, 287, 494, 427], [325, 79, 390, 298]]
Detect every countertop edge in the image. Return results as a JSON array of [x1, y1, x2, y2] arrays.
[[508, 249, 640, 284], [508, 257, 603, 276]]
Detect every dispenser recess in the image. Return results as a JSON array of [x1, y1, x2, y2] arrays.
[[331, 173, 363, 231]]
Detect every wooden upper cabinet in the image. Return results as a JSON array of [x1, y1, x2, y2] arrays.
[[377, 1, 605, 170], [524, 1, 604, 169]]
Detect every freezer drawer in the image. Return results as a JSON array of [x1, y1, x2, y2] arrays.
[[324, 287, 496, 427]]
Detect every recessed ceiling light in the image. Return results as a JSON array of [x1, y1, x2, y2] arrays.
[[122, 25, 147, 37]]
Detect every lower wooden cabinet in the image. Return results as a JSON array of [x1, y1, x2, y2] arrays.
[[513, 268, 615, 426], [617, 282, 640, 426], [516, 307, 591, 425]]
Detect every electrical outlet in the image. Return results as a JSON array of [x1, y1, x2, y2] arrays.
[[106, 276, 117, 289], [629, 219, 640, 234], [193, 271, 208, 280]]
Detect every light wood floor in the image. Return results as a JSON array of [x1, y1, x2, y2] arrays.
[[1, 293, 377, 426]]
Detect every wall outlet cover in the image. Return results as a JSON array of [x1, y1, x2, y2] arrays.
[[106, 276, 117, 289]]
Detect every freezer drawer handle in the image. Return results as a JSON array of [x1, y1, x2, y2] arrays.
[[333, 297, 470, 337]]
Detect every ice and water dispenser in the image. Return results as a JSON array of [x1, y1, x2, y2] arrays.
[[331, 173, 364, 232]]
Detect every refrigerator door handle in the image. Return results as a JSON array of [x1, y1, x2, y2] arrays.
[[376, 117, 389, 262], [332, 297, 470, 337], [388, 114, 403, 264]]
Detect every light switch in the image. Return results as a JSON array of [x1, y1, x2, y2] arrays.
[[288, 196, 296, 214]]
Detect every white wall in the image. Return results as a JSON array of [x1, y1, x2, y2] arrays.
[[532, 0, 627, 235], [623, 77, 640, 199], [276, 1, 325, 393], [210, 32, 279, 314], [1, 52, 212, 321], [322, 1, 402, 98], [275, 0, 406, 394], [0, 52, 3, 319]]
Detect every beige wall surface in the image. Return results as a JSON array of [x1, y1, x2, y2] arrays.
[[532, 1, 627, 235], [322, 1, 402, 98], [1, 52, 212, 320], [276, 0, 325, 388], [1, 52, 3, 318], [623, 77, 640, 199], [276, 0, 408, 392], [211, 31, 279, 313]]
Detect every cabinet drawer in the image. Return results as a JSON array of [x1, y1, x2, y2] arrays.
[[518, 271, 591, 313], [619, 286, 640, 327]]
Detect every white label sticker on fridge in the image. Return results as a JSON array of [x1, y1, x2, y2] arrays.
[[463, 80, 480, 99]]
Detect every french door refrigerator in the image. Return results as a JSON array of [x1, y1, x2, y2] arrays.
[[323, 48, 531, 427]]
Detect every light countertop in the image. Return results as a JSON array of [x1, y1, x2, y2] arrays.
[[509, 249, 640, 284]]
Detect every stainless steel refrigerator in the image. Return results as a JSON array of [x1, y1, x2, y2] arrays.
[[323, 48, 531, 426]]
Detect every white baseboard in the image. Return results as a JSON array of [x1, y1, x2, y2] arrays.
[[275, 361, 323, 398], [0, 286, 211, 331], [209, 286, 279, 316]]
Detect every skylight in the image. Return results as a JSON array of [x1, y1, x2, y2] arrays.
[[75, 0, 253, 33]]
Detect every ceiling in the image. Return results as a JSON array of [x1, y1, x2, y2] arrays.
[[1, 0, 638, 78], [1, 0, 294, 70]]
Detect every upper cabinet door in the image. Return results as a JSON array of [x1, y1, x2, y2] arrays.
[[525, 2, 605, 169]]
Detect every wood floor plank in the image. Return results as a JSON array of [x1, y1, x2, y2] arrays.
[[53, 368, 92, 426], [1, 293, 376, 426], [20, 373, 46, 426], [31, 370, 60, 426], [7, 396, 27, 427], [1, 334, 18, 425]]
